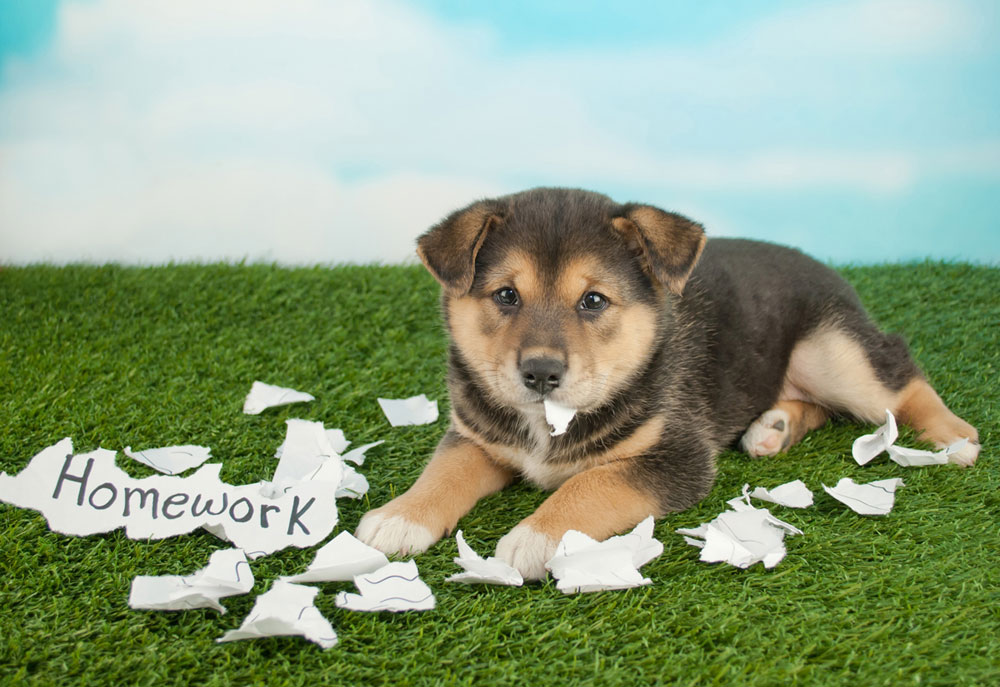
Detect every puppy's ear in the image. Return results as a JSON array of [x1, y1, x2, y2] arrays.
[[612, 204, 706, 295], [417, 202, 503, 295]]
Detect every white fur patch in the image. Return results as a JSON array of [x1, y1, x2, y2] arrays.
[[741, 408, 791, 457], [946, 440, 980, 467], [354, 512, 437, 557], [495, 523, 559, 581]]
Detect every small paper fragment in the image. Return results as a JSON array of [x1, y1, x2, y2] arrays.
[[283, 531, 388, 583], [124, 445, 212, 476], [748, 480, 814, 508], [445, 531, 524, 586], [377, 395, 439, 427], [217, 580, 337, 649], [678, 506, 801, 569], [545, 516, 663, 594], [888, 439, 967, 467], [823, 477, 905, 515], [243, 381, 315, 415], [263, 419, 343, 498], [543, 399, 577, 437], [335, 560, 435, 612], [852, 409, 899, 465], [129, 548, 253, 613]]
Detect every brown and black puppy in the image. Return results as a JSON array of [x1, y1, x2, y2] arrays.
[[356, 188, 979, 579]]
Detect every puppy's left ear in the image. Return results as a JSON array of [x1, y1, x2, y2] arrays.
[[417, 201, 503, 295], [612, 204, 706, 295]]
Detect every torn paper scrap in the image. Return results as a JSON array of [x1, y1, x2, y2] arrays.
[[129, 548, 253, 613], [543, 399, 577, 437], [678, 507, 802, 569], [264, 419, 343, 498], [823, 477, 905, 515], [545, 516, 663, 594], [335, 560, 435, 612], [746, 480, 814, 509], [341, 440, 384, 466], [124, 445, 212, 476], [377, 395, 439, 427], [283, 531, 388, 583], [242, 381, 315, 415], [446, 531, 524, 586], [335, 464, 369, 499], [888, 439, 968, 467], [852, 409, 899, 465], [217, 580, 337, 649], [0, 438, 338, 559]]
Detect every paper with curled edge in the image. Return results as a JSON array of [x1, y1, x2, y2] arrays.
[[446, 531, 524, 586], [242, 381, 315, 415], [124, 445, 212, 476], [377, 394, 439, 427], [677, 501, 802, 569], [217, 580, 337, 649], [823, 477, 905, 515], [282, 531, 388, 583], [543, 399, 577, 437], [129, 548, 253, 613], [335, 560, 435, 612], [730, 480, 814, 509], [545, 516, 663, 594], [853, 409, 968, 466]]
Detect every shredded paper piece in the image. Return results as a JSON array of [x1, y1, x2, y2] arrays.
[[852, 409, 969, 466], [124, 445, 212, 476], [218, 580, 337, 649], [729, 480, 814, 509], [129, 548, 253, 613], [543, 399, 577, 437], [545, 516, 663, 593], [823, 477, 905, 515], [242, 381, 315, 415], [377, 394, 439, 427], [283, 531, 388, 583], [0, 438, 338, 559], [446, 531, 524, 586], [678, 501, 802, 569], [335, 560, 435, 612]]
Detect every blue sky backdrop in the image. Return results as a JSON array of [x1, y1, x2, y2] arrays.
[[1, 0, 998, 265]]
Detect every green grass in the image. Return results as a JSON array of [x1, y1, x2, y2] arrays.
[[1, 262, 998, 686]]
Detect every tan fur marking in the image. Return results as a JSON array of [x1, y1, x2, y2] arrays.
[[516, 461, 661, 542], [366, 438, 516, 539], [774, 399, 829, 446], [894, 378, 978, 448], [479, 248, 541, 303]]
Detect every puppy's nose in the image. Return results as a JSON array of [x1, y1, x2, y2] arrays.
[[520, 357, 566, 395]]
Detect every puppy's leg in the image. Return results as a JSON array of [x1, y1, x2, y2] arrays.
[[895, 378, 980, 466], [741, 400, 829, 457], [356, 431, 516, 556]]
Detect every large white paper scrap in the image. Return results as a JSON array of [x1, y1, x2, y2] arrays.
[[124, 445, 212, 476], [823, 477, 905, 515], [678, 506, 802, 569], [242, 381, 315, 415], [217, 580, 337, 649], [747, 480, 814, 508], [852, 409, 899, 465], [283, 531, 388, 583], [129, 548, 253, 613], [543, 399, 577, 437], [445, 531, 524, 586], [377, 395, 439, 427], [0, 439, 338, 559], [545, 516, 663, 594], [335, 560, 435, 612]]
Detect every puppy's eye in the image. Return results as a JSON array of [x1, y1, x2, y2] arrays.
[[579, 291, 609, 312], [494, 287, 520, 307]]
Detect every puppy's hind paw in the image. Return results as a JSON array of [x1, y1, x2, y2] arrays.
[[741, 408, 792, 457], [946, 439, 980, 467], [495, 524, 558, 581], [355, 511, 438, 557]]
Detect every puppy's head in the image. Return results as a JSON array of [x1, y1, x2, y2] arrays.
[[417, 188, 705, 413]]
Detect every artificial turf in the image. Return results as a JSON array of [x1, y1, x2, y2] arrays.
[[0, 261, 997, 686]]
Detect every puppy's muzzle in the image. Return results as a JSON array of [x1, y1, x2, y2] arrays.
[[520, 357, 565, 395]]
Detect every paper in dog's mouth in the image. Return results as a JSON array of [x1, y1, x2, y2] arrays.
[[543, 399, 577, 436]]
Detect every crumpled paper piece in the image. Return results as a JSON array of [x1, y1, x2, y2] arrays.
[[445, 531, 524, 586], [823, 477, 905, 515], [545, 516, 663, 593], [124, 445, 212, 476], [377, 394, 439, 427], [242, 381, 315, 415], [728, 480, 814, 509], [129, 548, 253, 613], [282, 531, 388, 584], [677, 500, 802, 569], [543, 399, 577, 437], [852, 409, 969, 466], [335, 560, 435, 612], [217, 580, 337, 649]]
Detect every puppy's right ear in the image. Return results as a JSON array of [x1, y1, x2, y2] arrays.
[[417, 202, 502, 295]]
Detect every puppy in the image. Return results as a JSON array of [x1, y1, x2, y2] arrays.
[[356, 188, 979, 579]]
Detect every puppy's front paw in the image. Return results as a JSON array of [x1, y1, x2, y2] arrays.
[[355, 510, 438, 557], [495, 524, 558, 581], [741, 409, 791, 457]]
